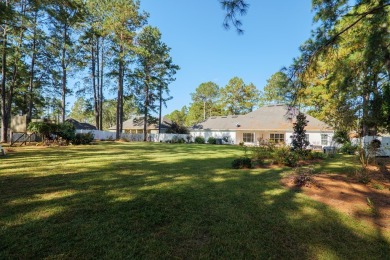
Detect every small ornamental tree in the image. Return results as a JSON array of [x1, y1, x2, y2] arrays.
[[291, 112, 310, 152]]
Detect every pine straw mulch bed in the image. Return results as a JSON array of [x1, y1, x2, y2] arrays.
[[281, 158, 390, 231]]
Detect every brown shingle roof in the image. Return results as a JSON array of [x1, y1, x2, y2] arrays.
[[65, 118, 97, 130], [109, 116, 172, 130], [192, 105, 332, 131]]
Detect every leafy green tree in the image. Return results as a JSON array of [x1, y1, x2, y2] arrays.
[[44, 97, 62, 123], [293, 2, 390, 136], [191, 81, 219, 120], [262, 71, 291, 104], [165, 122, 189, 134], [166, 106, 188, 127], [333, 130, 349, 144], [220, 1, 389, 136], [0, 0, 44, 142], [102, 98, 137, 130], [68, 97, 93, 123], [220, 77, 260, 115], [186, 102, 205, 126]]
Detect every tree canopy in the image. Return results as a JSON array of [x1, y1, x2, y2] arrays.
[[221, 0, 389, 135], [0, 0, 178, 142]]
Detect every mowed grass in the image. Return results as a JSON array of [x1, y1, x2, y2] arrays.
[[0, 142, 389, 259]]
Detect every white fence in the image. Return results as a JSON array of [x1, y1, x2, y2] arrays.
[[352, 136, 390, 157], [149, 133, 190, 143], [76, 130, 191, 143], [76, 130, 116, 140]]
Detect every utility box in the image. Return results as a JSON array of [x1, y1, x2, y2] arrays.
[[323, 146, 336, 154]]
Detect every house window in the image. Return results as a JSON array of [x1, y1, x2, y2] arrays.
[[305, 134, 310, 142], [243, 133, 254, 143], [270, 133, 285, 143], [321, 134, 328, 145]]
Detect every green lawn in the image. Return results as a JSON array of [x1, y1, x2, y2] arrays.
[[0, 142, 389, 259]]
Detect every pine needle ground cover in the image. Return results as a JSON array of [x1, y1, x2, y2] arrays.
[[1, 143, 389, 259]]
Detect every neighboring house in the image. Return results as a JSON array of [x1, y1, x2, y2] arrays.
[[190, 105, 334, 147], [109, 116, 172, 134], [65, 118, 97, 130]]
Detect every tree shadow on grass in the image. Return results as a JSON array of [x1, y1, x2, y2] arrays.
[[0, 144, 389, 259]]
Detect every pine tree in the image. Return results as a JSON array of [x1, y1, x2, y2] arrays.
[[133, 26, 178, 141]]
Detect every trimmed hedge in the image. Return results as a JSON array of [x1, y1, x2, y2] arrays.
[[194, 136, 205, 144], [207, 137, 217, 144], [232, 157, 252, 169], [73, 133, 94, 145]]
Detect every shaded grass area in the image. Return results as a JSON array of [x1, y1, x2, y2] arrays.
[[0, 143, 389, 259]]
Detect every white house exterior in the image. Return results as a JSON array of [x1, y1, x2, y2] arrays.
[[352, 136, 390, 157], [109, 116, 172, 134], [190, 105, 334, 147]]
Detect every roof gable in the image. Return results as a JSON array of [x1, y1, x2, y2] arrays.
[[65, 118, 97, 130], [192, 105, 332, 131], [110, 116, 172, 130]]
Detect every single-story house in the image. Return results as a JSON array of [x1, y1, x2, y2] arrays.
[[65, 118, 97, 130], [109, 116, 172, 134], [190, 105, 334, 147]]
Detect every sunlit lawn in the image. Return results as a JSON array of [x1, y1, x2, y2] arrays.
[[0, 142, 389, 259]]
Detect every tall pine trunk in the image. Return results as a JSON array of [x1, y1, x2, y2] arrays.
[[61, 25, 68, 123], [10, 1, 26, 123], [91, 37, 99, 128], [99, 37, 104, 130], [143, 77, 149, 142], [158, 86, 162, 134], [96, 37, 100, 129], [1, 21, 8, 143], [28, 10, 38, 120], [115, 42, 124, 139]]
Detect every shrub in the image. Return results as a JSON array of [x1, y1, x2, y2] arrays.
[[273, 146, 290, 165], [27, 121, 76, 144], [339, 142, 358, 154], [354, 167, 371, 184], [294, 173, 313, 187], [370, 139, 381, 150], [274, 146, 299, 167], [194, 136, 205, 144], [311, 151, 326, 159], [27, 122, 55, 140], [207, 137, 217, 144], [294, 167, 315, 187], [295, 149, 311, 160], [119, 137, 130, 142], [72, 132, 94, 145], [284, 152, 299, 167], [251, 146, 272, 165], [333, 130, 349, 144], [231, 157, 252, 169], [57, 122, 76, 143], [171, 135, 179, 143]]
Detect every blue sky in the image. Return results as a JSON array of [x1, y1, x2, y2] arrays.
[[139, 0, 314, 115]]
